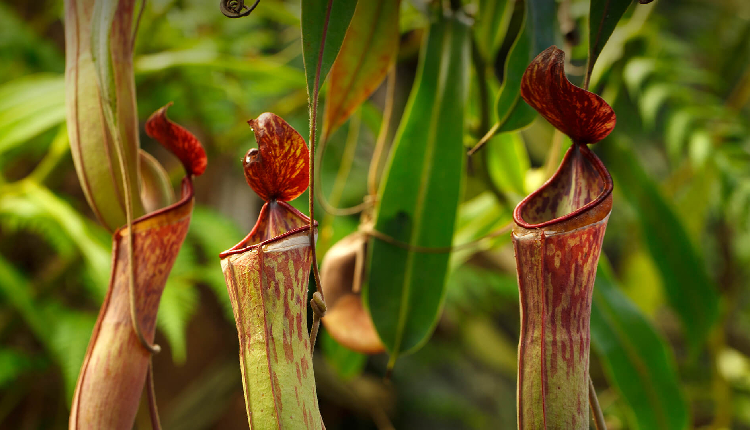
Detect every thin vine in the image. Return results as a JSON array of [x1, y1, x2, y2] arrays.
[[307, 0, 335, 354], [219, 0, 260, 18]]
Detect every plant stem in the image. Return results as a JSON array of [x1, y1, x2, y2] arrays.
[[146, 359, 162, 430], [583, 21, 606, 430], [467, 122, 500, 157], [589, 376, 607, 430], [307, 0, 336, 353], [543, 129, 564, 179], [316, 111, 369, 217], [131, 0, 146, 50], [361, 220, 513, 254], [367, 66, 397, 198], [319, 111, 362, 249], [29, 125, 70, 184], [104, 99, 160, 355]]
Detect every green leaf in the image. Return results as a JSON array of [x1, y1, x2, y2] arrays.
[[365, 11, 471, 363], [139, 150, 174, 213], [158, 276, 198, 365], [450, 191, 512, 269], [0, 255, 48, 342], [320, 331, 366, 380], [0, 348, 46, 388], [446, 264, 518, 313], [496, 100, 536, 134], [486, 132, 530, 199], [19, 181, 111, 298], [602, 139, 720, 353], [0, 192, 76, 258], [0, 256, 94, 401], [492, 0, 550, 135], [46, 307, 97, 402], [623, 57, 656, 96], [665, 108, 697, 161], [322, 0, 400, 138], [188, 206, 244, 320], [0, 74, 65, 154], [588, 0, 632, 76], [591, 258, 689, 430], [474, 0, 513, 62], [638, 83, 674, 129], [134, 48, 305, 92], [301, 0, 357, 98], [688, 128, 711, 168], [527, 0, 555, 56]]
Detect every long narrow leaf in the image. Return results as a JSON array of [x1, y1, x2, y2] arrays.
[[491, 0, 555, 135], [474, 0, 513, 63], [602, 139, 719, 353], [587, 0, 632, 81], [0, 75, 65, 154], [591, 257, 689, 430], [322, 0, 400, 139], [300, 0, 357, 99], [365, 11, 471, 363]]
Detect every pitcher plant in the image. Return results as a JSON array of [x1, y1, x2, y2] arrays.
[[512, 46, 616, 430], [220, 113, 324, 429]]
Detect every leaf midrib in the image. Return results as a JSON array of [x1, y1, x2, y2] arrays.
[[391, 21, 454, 359]]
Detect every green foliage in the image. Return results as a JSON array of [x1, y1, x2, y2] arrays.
[[0, 75, 65, 156], [591, 258, 689, 430], [486, 129, 530, 201], [320, 330, 366, 380], [474, 0, 512, 63], [301, 0, 357, 98], [493, 2, 537, 134], [588, 0, 633, 83], [365, 10, 470, 362], [602, 139, 720, 354], [3, 0, 750, 428]]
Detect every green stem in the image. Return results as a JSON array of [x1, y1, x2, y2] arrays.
[[367, 66, 397, 198], [147, 359, 162, 430], [589, 376, 607, 430], [307, 0, 336, 352], [316, 111, 369, 217], [29, 125, 70, 184], [319, 111, 362, 250]]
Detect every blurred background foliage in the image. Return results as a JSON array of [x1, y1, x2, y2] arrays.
[[1, 0, 750, 428]]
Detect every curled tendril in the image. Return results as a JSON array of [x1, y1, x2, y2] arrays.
[[220, 0, 260, 18]]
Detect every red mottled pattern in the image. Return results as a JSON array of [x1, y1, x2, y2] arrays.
[[520, 46, 616, 145], [241, 201, 309, 248], [518, 144, 608, 226], [514, 217, 608, 430], [513, 143, 613, 428], [70, 180, 195, 430], [145, 103, 207, 176], [244, 113, 310, 202], [221, 202, 323, 429]]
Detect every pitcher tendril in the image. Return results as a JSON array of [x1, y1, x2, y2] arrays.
[[220, 0, 260, 18]]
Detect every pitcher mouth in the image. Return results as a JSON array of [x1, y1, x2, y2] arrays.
[[219, 201, 317, 258], [513, 144, 613, 230]]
